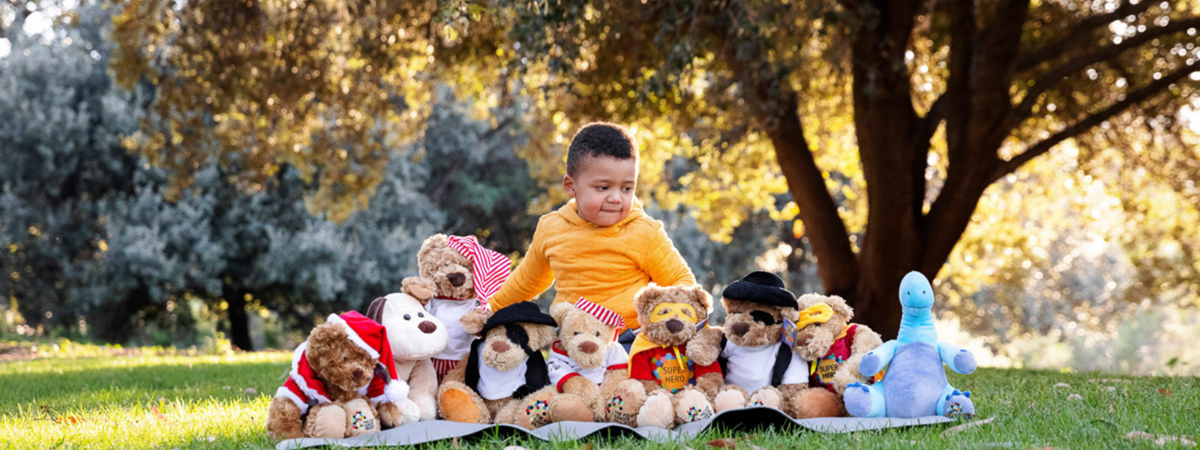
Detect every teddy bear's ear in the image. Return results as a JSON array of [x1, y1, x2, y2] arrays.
[[417, 234, 449, 264], [688, 285, 711, 315], [781, 307, 800, 323], [633, 283, 663, 314], [527, 324, 557, 349], [549, 302, 573, 325], [825, 295, 853, 318]]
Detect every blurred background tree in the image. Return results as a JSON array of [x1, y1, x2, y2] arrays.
[[2, 0, 1198, 369]]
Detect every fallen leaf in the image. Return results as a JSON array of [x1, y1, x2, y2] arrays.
[[243, 388, 257, 395], [707, 438, 737, 448], [452, 437, 460, 450], [152, 405, 168, 422], [1067, 394, 1083, 401], [581, 442, 593, 450], [940, 416, 996, 437], [1109, 404, 1115, 413], [1158, 388, 1174, 396], [1125, 431, 1197, 447], [1054, 383, 1071, 388], [53, 415, 86, 424]]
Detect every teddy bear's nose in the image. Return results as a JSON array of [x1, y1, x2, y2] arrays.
[[731, 322, 750, 337], [447, 273, 466, 287], [665, 319, 684, 333], [352, 368, 365, 379], [797, 333, 812, 347], [491, 341, 511, 352], [579, 341, 599, 354], [418, 321, 438, 334]]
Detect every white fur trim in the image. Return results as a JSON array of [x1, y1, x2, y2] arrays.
[[326, 313, 380, 359], [288, 342, 330, 404], [382, 379, 410, 405], [275, 386, 309, 414]]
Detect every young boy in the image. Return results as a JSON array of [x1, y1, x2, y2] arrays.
[[489, 122, 696, 337]]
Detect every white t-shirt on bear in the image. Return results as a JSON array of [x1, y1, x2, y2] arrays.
[[721, 341, 808, 393], [475, 351, 528, 401], [428, 298, 480, 361], [547, 341, 628, 390]]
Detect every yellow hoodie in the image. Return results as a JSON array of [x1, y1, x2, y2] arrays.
[[489, 198, 695, 329]]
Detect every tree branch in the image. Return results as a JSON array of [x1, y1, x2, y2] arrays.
[[1011, 16, 1200, 125], [992, 60, 1199, 183], [942, 0, 976, 164], [1015, 0, 1157, 72]]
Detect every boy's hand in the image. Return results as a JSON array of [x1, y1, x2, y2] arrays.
[[401, 277, 437, 304]]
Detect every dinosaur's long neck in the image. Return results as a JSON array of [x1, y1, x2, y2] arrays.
[[896, 306, 937, 344]]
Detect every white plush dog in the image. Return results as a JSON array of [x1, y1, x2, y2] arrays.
[[366, 292, 449, 423]]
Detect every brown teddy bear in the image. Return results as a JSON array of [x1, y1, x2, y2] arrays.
[[401, 234, 511, 382], [435, 302, 558, 428], [266, 312, 408, 439], [786, 293, 884, 417], [687, 272, 813, 417], [516, 298, 631, 428], [365, 292, 449, 423], [601, 284, 722, 428]]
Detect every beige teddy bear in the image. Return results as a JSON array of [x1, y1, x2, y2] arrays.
[[435, 302, 558, 428], [787, 293, 884, 417], [402, 234, 511, 382], [601, 284, 723, 428], [516, 298, 630, 428]]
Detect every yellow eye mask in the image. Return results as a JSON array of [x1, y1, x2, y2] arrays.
[[794, 303, 834, 329], [650, 302, 698, 325]]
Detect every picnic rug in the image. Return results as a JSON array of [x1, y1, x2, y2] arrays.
[[276, 407, 954, 449]]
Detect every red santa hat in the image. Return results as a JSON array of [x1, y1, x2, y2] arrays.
[[574, 297, 625, 340], [274, 311, 410, 413], [446, 235, 511, 306]]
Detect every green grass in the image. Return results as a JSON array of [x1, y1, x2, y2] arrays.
[[3, 350, 1197, 450]]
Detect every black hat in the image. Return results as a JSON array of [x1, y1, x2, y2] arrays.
[[481, 302, 557, 335], [721, 271, 798, 308]]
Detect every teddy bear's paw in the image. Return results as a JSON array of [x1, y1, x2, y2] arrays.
[[548, 394, 594, 423], [713, 389, 747, 412], [635, 392, 676, 428], [603, 380, 647, 426], [748, 387, 782, 409], [401, 277, 436, 303], [308, 404, 348, 439], [674, 389, 714, 423], [439, 386, 484, 423], [397, 399, 421, 426], [343, 399, 379, 437]]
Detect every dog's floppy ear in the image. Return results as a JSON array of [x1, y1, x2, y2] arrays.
[[366, 297, 387, 323]]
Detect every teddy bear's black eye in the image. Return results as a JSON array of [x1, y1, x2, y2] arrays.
[[595, 331, 600, 337], [574, 332, 580, 336], [418, 312, 424, 318], [404, 314, 411, 320], [342, 357, 347, 362]]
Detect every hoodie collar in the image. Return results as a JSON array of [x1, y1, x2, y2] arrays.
[[558, 197, 645, 228]]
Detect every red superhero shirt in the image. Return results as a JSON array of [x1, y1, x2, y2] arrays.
[[809, 324, 884, 393], [629, 345, 722, 393]]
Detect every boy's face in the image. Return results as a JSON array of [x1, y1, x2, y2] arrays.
[[563, 155, 638, 227]]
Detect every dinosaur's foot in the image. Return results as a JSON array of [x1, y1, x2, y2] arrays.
[[942, 390, 975, 418], [844, 381, 886, 418]]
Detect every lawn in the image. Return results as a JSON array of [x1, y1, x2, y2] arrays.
[[6, 344, 1197, 450]]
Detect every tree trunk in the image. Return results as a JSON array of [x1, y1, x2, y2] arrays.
[[224, 284, 253, 351]]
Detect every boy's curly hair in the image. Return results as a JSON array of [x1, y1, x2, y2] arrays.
[[566, 122, 639, 177]]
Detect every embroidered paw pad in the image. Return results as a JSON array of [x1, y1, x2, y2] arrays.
[[605, 396, 624, 414], [525, 400, 550, 416], [685, 406, 712, 422], [350, 411, 376, 431]]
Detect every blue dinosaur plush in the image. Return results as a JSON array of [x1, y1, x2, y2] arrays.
[[843, 271, 976, 418]]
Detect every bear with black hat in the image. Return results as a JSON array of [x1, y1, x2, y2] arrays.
[[686, 271, 814, 418], [435, 302, 559, 427]]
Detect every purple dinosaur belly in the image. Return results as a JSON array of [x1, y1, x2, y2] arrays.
[[882, 342, 947, 418]]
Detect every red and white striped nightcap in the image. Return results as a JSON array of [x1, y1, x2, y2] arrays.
[[446, 235, 511, 304], [574, 298, 625, 328]]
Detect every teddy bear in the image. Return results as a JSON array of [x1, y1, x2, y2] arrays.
[[267, 311, 410, 439], [600, 284, 722, 429], [685, 272, 813, 417], [401, 234, 511, 382], [515, 298, 630, 428], [435, 302, 558, 428], [784, 292, 884, 417], [365, 292, 449, 423]]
